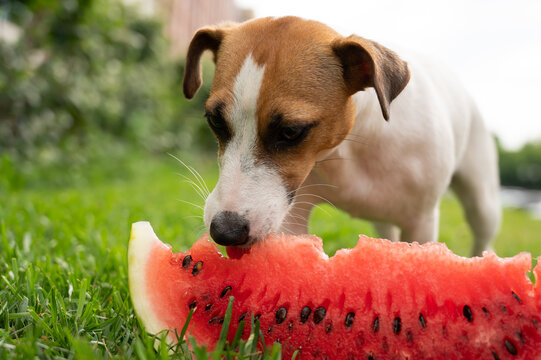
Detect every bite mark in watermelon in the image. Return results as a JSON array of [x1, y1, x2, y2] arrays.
[[128, 222, 541, 359]]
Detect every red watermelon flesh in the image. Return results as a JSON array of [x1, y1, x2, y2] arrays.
[[128, 222, 541, 359]]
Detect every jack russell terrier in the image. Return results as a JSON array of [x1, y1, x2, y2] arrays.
[[182, 16, 501, 256]]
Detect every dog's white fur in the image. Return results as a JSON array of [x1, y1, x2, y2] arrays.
[[282, 54, 501, 255], [187, 17, 501, 256], [204, 54, 290, 241]]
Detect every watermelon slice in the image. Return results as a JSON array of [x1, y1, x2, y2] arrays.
[[128, 221, 541, 359]]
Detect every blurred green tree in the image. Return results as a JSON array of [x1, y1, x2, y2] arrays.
[[498, 139, 541, 190], [0, 0, 214, 162]]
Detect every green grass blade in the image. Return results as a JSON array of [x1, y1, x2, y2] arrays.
[[179, 307, 195, 341], [212, 296, 234, 360], [76, 278, 88, 319], [134, 338, 149, 360], [230, 320, 245, 350], [269, 343, 282, 360], [27, 308, 54, 336], [248, 315, 261, 359]]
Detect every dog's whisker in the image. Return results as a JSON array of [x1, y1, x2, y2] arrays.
[[189, 165, 211, 197], [287, 183, 338, 196], [286, 214, 309, 223], [185, 171, 210, 199], [177, 174, 207, 198], [292, 191, 337, 210], [314, 157, 353, 165], [338, 132, 368, 141], [279, 224, 293, 234], [177, 199, 205, 211], [177, 175, 209, 201], [193, 224, 208, 237], [169, 153, 211, 197], [343, 133, 366, 139], [284, 211, 310, 223], [298, 193, 337, 210], [292, 201, 331, 216], [281, 220, 308, 228], [343, 138, 369, 145], [184, 215, 204, 220], [279, 222, 302, 234]]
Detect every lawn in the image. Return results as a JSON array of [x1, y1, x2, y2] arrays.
[[1, 150, 541, 359]]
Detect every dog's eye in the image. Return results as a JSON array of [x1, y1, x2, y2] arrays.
[[204, 112, 230, 141], [280, 126, 305, 142], [273, 122, 319, 150], [205, 113, 226, 130]]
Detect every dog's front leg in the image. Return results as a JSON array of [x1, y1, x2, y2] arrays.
[[372, 222, 401, 242], [399, 208, 440, 244]]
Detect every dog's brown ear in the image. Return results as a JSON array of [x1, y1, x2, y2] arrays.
[[331, 35, 410, 121], [183, 26, 230, 99]]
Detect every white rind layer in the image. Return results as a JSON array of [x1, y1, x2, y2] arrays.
[[128, 221, 171, 336]]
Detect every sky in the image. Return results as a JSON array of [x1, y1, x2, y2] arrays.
[[235, 0, 541, 149]]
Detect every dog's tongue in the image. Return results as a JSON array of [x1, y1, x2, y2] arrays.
[[226, 246, 251, 260]]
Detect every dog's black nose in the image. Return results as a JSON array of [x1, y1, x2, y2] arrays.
[[210, 211, 250, 246]]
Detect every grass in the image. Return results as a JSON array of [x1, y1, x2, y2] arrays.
[[1, 149, 541, 359]]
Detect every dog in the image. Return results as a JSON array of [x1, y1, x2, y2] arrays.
[[182, 16, 501, 256]]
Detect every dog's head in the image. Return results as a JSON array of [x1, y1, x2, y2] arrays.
[[183, 17, 409, 247]]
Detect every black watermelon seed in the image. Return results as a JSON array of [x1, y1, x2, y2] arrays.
[[209, 316, 222, 324], [345, 312, 355, 328], [267, 326, 273, 333], [314, 307, 327, 324], [367, 354, 375, 360], [254, 313, 261, 321], [393, 317, 402, 335], [289, 322, 293, 331], [463, 305, 473, 322], [512, 291, 522, 304], [276, 307, 287, 324], [238, 312, 247, 322], [218, 317, 224, 324], [220, 286, 232, 298], [517, 331, 525, 343], [182, 255, 192, 269], [502, 306, 508, 313], [373, 316, 380, 332], [300, 306, 311, 323], [188, 300, 197, 310], [492, 351, 500, 360], [326, 323, 332, 334], [419, 313, 426, 328], [504, 339, 518, 355], [205, 304, 212, 311], [483, 307, 490, 316], [192, 261, 203, 275]]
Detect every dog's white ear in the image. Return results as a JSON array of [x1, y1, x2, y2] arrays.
[[332, 35, 410, 121], [183, 24, 235, 99]]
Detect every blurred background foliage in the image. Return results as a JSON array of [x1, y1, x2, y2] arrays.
[[0, 0, 216, 190], [498, 140, 541, 190], [0, 0, 540, 192]]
